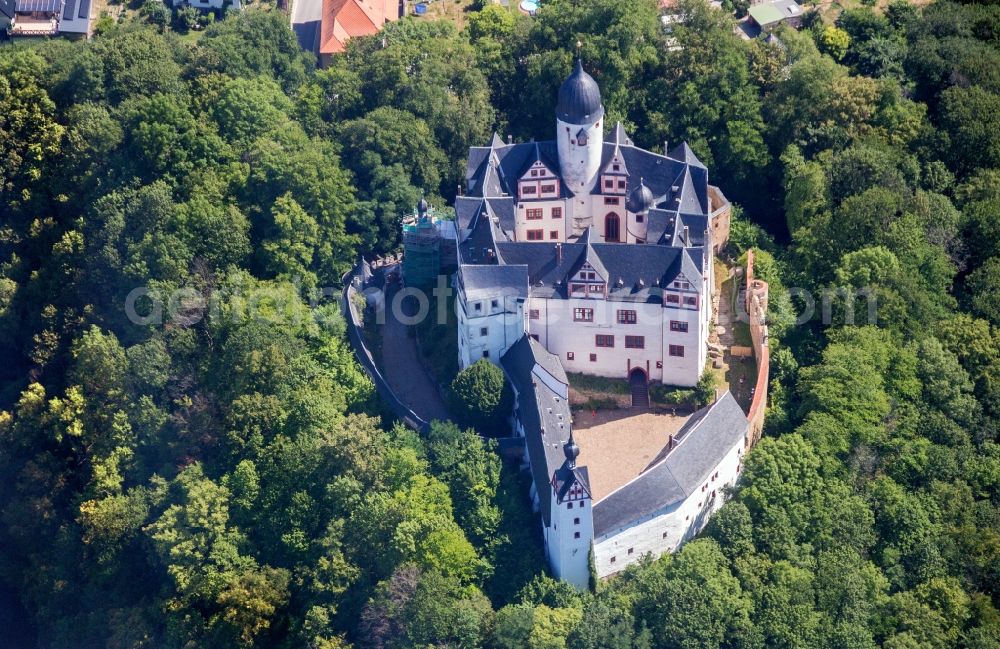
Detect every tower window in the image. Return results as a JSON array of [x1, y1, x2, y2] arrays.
[[567, 352, 575, 360], [628, 548, 634, 555], [578, 134, 588, 146], [574, 517, 580, 525], [567, 502, 573, 509], [574, 532, 581, 539]]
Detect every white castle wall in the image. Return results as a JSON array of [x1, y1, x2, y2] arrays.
[[591, 436, 744, 577], [457, 291, 525, 369]]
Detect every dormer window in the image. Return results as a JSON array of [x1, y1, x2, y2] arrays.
[[613, 164, 620, 172]]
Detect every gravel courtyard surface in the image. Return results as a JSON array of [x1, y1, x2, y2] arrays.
[[573, 409, 691, 502]]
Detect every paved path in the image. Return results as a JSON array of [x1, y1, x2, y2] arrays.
[[378, 280, 451, 424]]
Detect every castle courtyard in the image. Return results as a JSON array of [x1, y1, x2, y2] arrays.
[[572, 409, 692, 502]]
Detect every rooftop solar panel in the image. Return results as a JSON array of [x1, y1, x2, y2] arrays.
[[15, 0, 61, 13]]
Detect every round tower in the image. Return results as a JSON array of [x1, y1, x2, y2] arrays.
[[556, 60, 604, 196]]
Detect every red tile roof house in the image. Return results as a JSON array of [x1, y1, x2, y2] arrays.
[[318, 0, 399, 66]]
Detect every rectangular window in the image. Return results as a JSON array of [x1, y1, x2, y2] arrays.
[[604, 197, 619, 205], [670, 320, 689, 333], [482, 350, 489, 358], [530, 169, 538, 177], [604, 179, 614, 189], [567, 502, 573, 509], [574, 517, 580, 525], [574, 531, 581, 539], [552, 207, 562, 219], [526, 229, 544, 241], [480, 327, 488, 337], [590, 353, 597, 362], [526, 208, 543, 220], [588, 284, 603, 294], [617, 310, 636, 324], [613, 164, 620, 172], [529, 309, 540, 320], [491, 299, 498, 308], [627, 547, 634, 555], [610, 556, 616, 563], [595, 334, 614, 348], [475, 302, 483, 311], [669, 345, 685, 357], [625, 336, 645, 349], [522, 185, 536, 195], [684, 296, 698, 307], [567, 352, 575, 360], [540, 184, 555, 193], [550, 230, 559, 240], [574, 308, 593, 322], [618, 180, 626, 189], [636, 214, 644, 223], [665, 294, 680, 304]]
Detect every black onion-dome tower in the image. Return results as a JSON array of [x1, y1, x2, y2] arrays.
[[626, 178, 655, 213], [556, 59, 604, 125]]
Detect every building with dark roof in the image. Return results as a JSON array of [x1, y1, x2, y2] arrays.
[[501, 331, 750, 587], [451, 63, 749, 588], [455, 61, 731, 385]]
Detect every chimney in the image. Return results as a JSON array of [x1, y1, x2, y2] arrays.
[[507, 134, 513, 144], [683, 226, 689, 246], [664, 141, 670, 156], [555, 243, 562, 264], [457, 184, 463, 197], [488, 248, 495, 260]]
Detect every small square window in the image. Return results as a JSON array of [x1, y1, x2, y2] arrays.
[[574, 531, 581, 539], [636, 214, 644, 223], [567, 352, 575, 360], [480, 327, 488, 337], [550, 230, 559, 239], [491, 300, 498, 308], [627, 548, 634, 555], [590, 353, 597, 362], [574, 517, 580, 525], [552, 207, 562, 219], [482, 350, 489, 358], [475, 302, 482, 311], [662, 531, 668, 539], [530, 309, 539, 319], [610, 556, 616, 564], [567, 502, 573, 509]]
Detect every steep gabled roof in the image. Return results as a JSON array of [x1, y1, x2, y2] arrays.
[[592, 392, 748, 538], [501, 336, 577, 526], [668, 141, 706, 169]]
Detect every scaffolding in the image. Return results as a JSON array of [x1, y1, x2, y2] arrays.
[[402, 213, 442, 289]]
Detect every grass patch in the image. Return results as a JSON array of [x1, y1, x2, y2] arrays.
[[649, 384, 696, 408], [566, 372, 630, 395], [733, 320, 753, 347]]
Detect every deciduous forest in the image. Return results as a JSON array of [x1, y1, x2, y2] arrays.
[[1, 0, 999, 646]]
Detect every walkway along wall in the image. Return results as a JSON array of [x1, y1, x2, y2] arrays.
[[744, 249, 769, 447], [341, 266, 431, 433]]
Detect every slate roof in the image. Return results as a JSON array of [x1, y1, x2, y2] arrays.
[[464, 125, 712, 215], [557, 60, 604, 125], [592, 392, 748, 538], [459, 264, 528, 302], [501, 336, 582, 526], [474, 233, 704, 302]]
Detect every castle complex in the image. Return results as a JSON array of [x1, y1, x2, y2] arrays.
[[443, 62, 753, 587]]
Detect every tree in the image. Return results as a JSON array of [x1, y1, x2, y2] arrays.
[[819, 26, 850, 62], [449, 359, 514, 436]]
